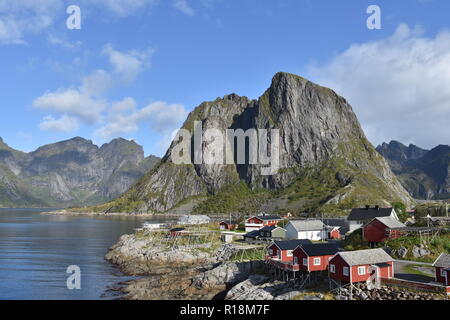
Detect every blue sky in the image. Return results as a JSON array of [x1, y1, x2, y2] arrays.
[[1, 0, 450, 156]]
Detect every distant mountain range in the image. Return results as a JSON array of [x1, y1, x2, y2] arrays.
[[94, 72, 412, 216], [377, 141, 450, 200], [0, 137, 159, 208]]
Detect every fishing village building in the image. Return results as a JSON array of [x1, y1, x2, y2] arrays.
[[328, 248, 394, 284], [363, 216, 406, 244]]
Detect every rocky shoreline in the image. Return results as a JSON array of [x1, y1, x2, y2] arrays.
[[104, 230, 316, 300], [104, 231, 450, 301]]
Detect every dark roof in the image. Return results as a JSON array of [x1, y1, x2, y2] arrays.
[[252, 215, 282, 221], [220, 220, 239, 225], [260, 226, 277, 232], [273, 239, 312, 250], [323, 218, 348, 228], [170, 228, 185, 232], [244, 230, 261, 238], [375, 263, 391, 268], [299, 243, 339, 256], [347, 207, 394, 221]]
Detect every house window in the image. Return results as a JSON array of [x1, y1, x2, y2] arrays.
[[303, 258, 308, 266], [330, 264, 336, 273], [294, 257, 298, 265], [287, 250, 293, 257], [358, 266, 366, 275], [269, 249, 273, 255], [343, 267, 349, 276], [441, 269, 446, 277], [313, 258, 321, 266]]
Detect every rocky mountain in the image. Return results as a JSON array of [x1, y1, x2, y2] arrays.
[[377, 141, 450, 200], [0, 137, 159, 207], [96, 72, 412, 216]]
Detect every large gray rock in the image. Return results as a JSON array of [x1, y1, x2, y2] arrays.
[[112, 72, 412, 214], [397, 246, 408, 258], [192, 261, 265, 289]]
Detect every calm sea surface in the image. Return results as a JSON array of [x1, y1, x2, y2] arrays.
[[0, 208, 170, 300]]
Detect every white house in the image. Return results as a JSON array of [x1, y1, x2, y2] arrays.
[[285, 220, 326, 241], [347, 206, 399, 232]]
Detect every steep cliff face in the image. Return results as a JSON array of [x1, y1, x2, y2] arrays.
[[0, 137, 159, 207], [377, 141, 450, 200], [105, 72, 412, 216]]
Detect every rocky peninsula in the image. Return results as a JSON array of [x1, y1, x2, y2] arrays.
[[105, 227, 449, 300]]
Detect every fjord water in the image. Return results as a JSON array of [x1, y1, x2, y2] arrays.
[[0, 208, 161, 300]]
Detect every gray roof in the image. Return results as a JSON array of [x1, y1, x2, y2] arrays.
[[336, 248, 393, 266], [432, 253, 450, 268], [348, 207, 394, 221], [288, 220, 324, 232], [372, 216, 406, 229]]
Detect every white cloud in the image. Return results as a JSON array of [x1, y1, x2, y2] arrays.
[[309, 24, 450, 149], [102, 44, 153, 83], [0, 0, 62, 44], [95, 100, 188, 140], [33, 88, 107, 124], [33, 45, 152, 129], [173, 0, 195, 16], [90, 0, 159, 17], [39, 115, 79, 133]]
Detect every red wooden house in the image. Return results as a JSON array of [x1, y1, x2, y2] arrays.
[[293, 243, 339, 272], [432, 253, 450, 285], [328, 248, 394, 283], [363, 216, 406, 243], [266, 239, 312, 263], [245, 214, 282, 232], [219, 220, 239, 231]]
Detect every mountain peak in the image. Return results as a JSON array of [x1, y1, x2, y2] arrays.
[[108, 72, 412, 215]]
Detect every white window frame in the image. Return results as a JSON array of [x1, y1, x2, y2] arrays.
[[357, 266, 366, 276], [303, 258, 308, 266], [313, 257, 321, 266], [268, 249, 273, 255], [330, 264, 336, 273], [343, 266, 349, 276], [294, 257, 298, 265], [287, 250, 293, 257]]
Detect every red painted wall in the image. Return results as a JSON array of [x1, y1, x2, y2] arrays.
[[267, 244, 293, 263], [363, 220, 389, 243], [435, 267, 447, 284], [293, 247, 333, 271], [247, 217, 264, 225], [329, 229, 341, 240], [247, 217, 279, 227], [363, 220, 404, 243], [329, 255, 351, 282], [329, 254, 393, 283]]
